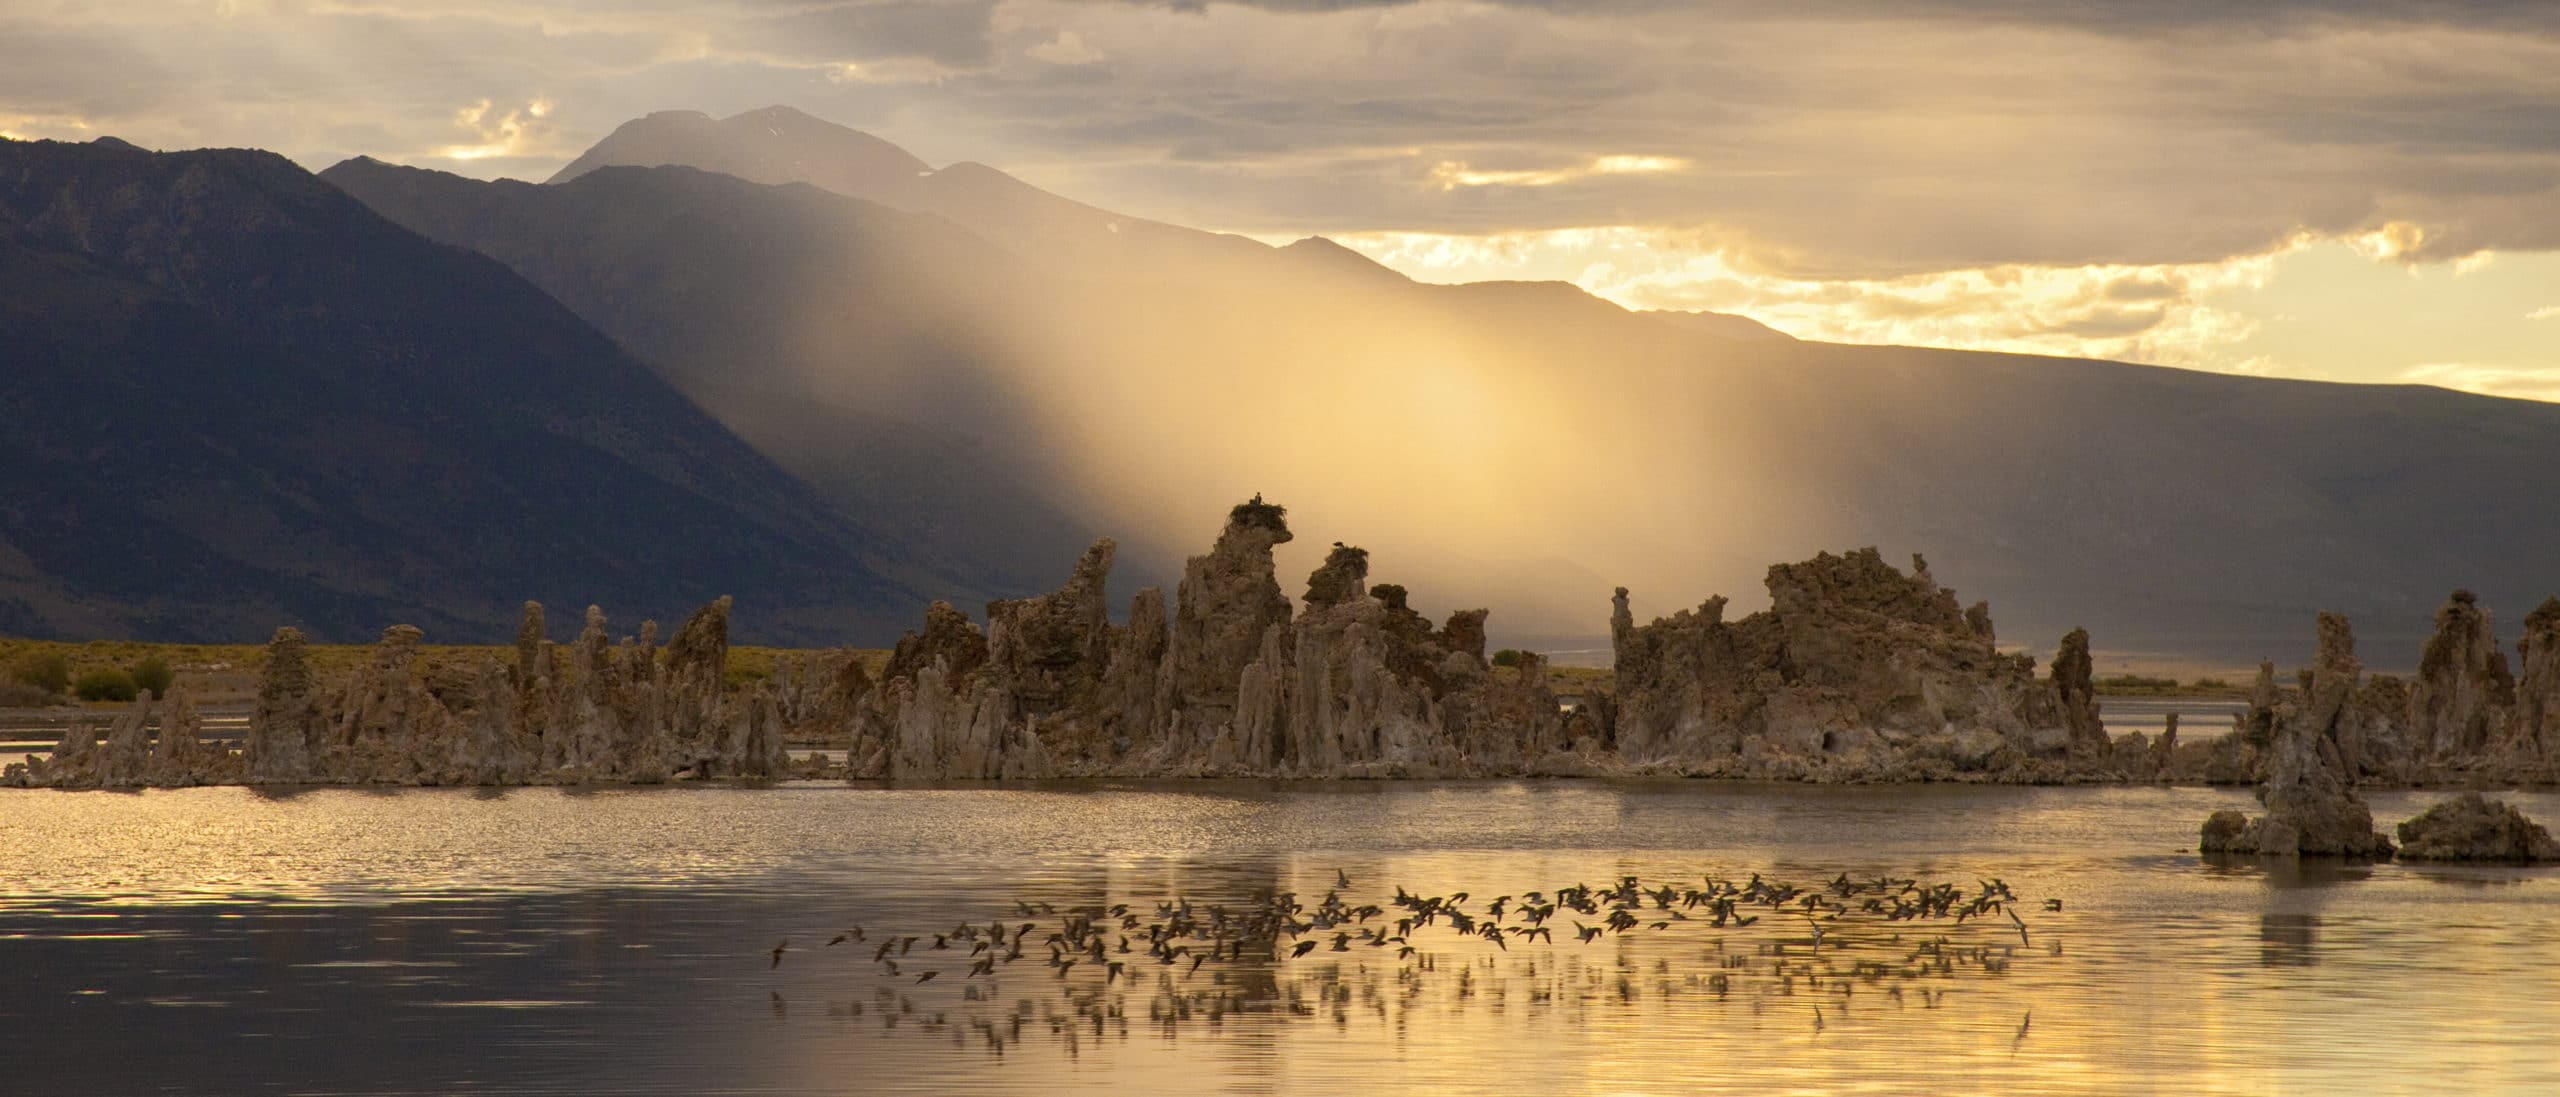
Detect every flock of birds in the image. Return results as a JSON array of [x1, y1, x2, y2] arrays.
[[764, 868, 2066, 1060]]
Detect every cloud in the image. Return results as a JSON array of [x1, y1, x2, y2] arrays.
[[3, 0, 2558, 283], [435, 97, 559, 161], [1330, 226, 2283, 365], [1025, 29, 1103, 65], [1428, 154, 1684, 190], [2529, 305, 2560, 320]]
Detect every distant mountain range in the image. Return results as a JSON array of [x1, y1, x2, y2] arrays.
[[0, 136, 935, 644], [7, 108, 2559, 661]]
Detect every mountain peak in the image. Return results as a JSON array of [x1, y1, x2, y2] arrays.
[[727, 104, 825, 126], [1279, 236, 1410, 283], [547, 105, 929, 191]]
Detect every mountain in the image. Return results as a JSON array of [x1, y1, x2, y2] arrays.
[[1645, 309, 1795, 341], [0, 136, 933, 645], [549, 106, 1268, 275], [550, 107, 933, 206], [331, 108, 2560, 664], [320, 156, 1114, 597]]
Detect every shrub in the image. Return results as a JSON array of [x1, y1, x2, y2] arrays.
[[1490, 649, 1523, 668], [9, 652, 69, 696], [0, 681, 56, 707], [131, 656, 174, 698], [2096, 673, 2178, 691], [2192, 677, 2230, 691], [73, 668, 139, 703]]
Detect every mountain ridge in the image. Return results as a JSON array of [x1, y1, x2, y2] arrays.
[[0, 135, 934, 644]]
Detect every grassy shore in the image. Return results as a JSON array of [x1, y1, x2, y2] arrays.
[[0, 637, 893, 708]]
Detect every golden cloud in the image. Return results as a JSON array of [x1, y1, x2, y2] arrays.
[[1428, 154, 1686, 190], [1333, 226, 2290, 367], [434, 96, 555, 162]]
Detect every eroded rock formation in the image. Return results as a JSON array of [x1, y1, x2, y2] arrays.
[[1607, 549, 2102, 781], [2410, 591, 2514, 761], [829, 499, 1583, 780], [2515, 599, 2560, 764], [15, 498, 2555, 794], [17, 595, 793, 789], [2197, 613, 2395, 858]]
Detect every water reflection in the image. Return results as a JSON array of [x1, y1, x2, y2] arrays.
[[0, 782, 2556, 1095], [2258, 913, 2320, 967]]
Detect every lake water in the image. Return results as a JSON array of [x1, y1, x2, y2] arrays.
[[4, 780, 2556, 1095]]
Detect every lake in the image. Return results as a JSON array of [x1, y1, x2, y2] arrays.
[[3, 780, 2555, 1095]]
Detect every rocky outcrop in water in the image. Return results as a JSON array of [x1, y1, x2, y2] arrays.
[[824, 499, 1586, 780], [245, 627, 322, 782], [9, 685, 241, 789], [2245, 591, 2560, 786], [2410, 591, 2514, 762], [22, 496, 2556, 793], [2394, 793, 2560, 862], [15, 596, 795, 788], [2514, 599, 2560, 766], [2198, 614, 2396, 858], [1606, 549, 2100, 781], [147, 686, 227, 786]]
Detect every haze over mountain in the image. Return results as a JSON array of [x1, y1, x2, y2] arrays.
[[324, 106, 2560, 665], [549, 106, 1271, 276], [324, 155, 1111, 602], [0, 135, 936, 644]]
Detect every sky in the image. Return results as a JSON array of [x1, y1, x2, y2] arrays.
[[5, 0, 2555, 397]]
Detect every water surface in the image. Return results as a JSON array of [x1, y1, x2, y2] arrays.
[[3, 781, 2554, 1095]]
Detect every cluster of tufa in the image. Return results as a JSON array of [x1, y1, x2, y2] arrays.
[[10, 598, 798, 789], [12, 498, 2560, 796]]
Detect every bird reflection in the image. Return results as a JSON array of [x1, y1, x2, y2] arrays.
[[774, 869, 2067, 1058]]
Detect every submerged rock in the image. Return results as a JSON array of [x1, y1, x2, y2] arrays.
[[2394, 792, 2560, 862]]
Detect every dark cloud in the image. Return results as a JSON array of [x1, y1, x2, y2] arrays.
[[725, 1, 999, 66], [1130, 0, 2560, 35], [2, 0, 2555, 276]]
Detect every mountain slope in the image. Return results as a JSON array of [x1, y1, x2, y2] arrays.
[[321, 157, 1111, 597], [340, 110, 2560, 663], [0, 136, 930, 644]]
